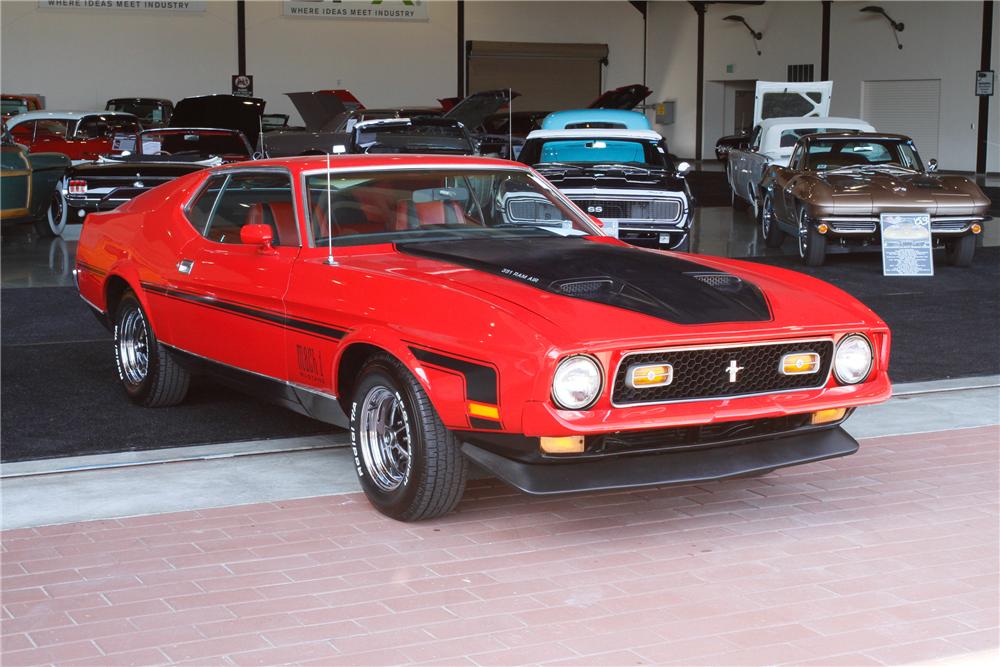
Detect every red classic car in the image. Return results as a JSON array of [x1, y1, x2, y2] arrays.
[[76, 155, 892, 521], [5, 111, 141, 162]]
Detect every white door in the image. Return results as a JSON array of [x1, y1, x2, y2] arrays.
[[862, 79, 941, 161]]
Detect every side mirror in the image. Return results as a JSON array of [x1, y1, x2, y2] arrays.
[[240, 223, 274, 250], [676, 161, 692, 175], [927, 158, 938, 172]]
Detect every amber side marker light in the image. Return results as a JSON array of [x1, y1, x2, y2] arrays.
[[467, 402, 500, 420], [811, 408, 847, 425], [971, 223, 983, 234], [780, 352, 820, 375], [540, 436, 585, 454], [817, 223, 829, 234]]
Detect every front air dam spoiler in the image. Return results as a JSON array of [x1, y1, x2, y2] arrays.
[[461, 427, 859, 495]]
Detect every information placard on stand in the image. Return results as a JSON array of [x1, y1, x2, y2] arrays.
[[880, 213, 933, 276]]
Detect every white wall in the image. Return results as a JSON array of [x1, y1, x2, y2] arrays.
[[830, 1, 984, 170], [0, 0, 236, 111], [988, 3, 999, 173], [645, 0, 698, 158], [1, 0, 647, 127]]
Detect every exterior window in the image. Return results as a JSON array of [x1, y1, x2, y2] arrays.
[[186, 175, 227, 234], [202, 172, 299, 247]]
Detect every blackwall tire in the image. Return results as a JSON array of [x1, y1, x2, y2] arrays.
[[945, 233, 976, 267], [761, 194, 785, 248], [349, 353, 467, 521], [798, 208, 826, 267], [113, 292, 190, 407]]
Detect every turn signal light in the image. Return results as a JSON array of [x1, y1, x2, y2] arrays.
[[971, 223, 982, 234], [780, 353, 820, 375], [467, 402, 499, 420], [811, 408, 847, 425], [628, 363, 673, 388], [540, 436, 585, 454], [68, 179, 87, 194], [817, 223, 829, 234]]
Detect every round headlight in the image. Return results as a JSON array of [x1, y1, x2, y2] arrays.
[[551, 355, 603, 410], [834, 334, 873, 385]]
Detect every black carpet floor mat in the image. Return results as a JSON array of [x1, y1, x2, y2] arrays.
[[747, 247, 1000, 384], [1, 289, 330, 463], [3, 247, 997, 462]]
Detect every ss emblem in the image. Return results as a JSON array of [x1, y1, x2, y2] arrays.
[[587, 206, 603, 213]]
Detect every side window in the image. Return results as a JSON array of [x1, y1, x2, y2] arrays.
[[790, 146, 804, 170], [750, 126, 762, 151], [203, 172, 299, 247], [186, 175, 228, 234]]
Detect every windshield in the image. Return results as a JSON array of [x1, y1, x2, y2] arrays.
[[519, 136, 672, 169], [139, 130, 249, 159], [106, 101, 169, 125], [306, 169, 599, 247], [77, 115, 142, 138], [806, 138, 924, 171], [354, 123, 473, 155]]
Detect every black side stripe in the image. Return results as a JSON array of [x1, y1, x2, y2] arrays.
[[141, 282, 348, 341], [409, 346, 498, 405], [77, 261, 107, 277]]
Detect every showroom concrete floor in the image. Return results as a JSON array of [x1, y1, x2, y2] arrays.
[[2, 196, 999, 666]]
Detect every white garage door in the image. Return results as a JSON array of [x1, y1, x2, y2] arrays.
[[862, 79, 941, 161]]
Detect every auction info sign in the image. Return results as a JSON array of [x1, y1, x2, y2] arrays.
[[880, 212, 934, 276], [38, 1, 205, 12], [283, 1, 429, 21]]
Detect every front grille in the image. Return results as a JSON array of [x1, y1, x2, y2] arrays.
[[592, 414, 814, 456], [828, 220, 877, 233], [930, 219, 972, 232], [612, 340, 834, 405], [570, 198, 682, 222]]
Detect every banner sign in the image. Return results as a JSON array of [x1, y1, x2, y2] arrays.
[[283, 1, 429, 21], [38, 1, 205, 12], [880, 212, 934, 276]]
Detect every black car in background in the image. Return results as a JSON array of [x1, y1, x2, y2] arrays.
[[715, 130, 750, 161], [348, 117, 476, 155]]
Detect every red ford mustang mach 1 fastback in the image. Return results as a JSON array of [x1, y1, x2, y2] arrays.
[[75, 155, 892, 521]]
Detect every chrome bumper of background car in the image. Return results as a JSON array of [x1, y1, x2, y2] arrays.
[[461, 425, 859, 495], [817, 216, 989, 236]]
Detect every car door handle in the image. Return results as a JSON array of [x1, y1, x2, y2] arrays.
[[177, 259, 194, 274]]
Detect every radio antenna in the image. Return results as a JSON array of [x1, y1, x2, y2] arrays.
[[324, 150, 337, 266]]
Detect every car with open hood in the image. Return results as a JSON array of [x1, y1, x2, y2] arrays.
[[758, 131, 991, 266], [76, 154, 891, 521], [48, 95, 260, 236], [347, 117, 476, 155], [726, 81, 876, 221], [5, 110, 142, 162], [519, 117, 692, 251], [262, 90, 514, 158]]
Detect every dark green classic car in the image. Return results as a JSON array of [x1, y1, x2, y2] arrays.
[[1, 132, 70, 237]]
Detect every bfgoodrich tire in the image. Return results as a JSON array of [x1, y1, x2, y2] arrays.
[[349, 354, 467, 521], [113, 291, 190, 407], [945, 233, 976, 267]]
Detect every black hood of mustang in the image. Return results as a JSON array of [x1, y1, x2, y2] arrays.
[[66, 160, 206, 178], [399, 237, 770, 325], [534, 164, 686, 192]]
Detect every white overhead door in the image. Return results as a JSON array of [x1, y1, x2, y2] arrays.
[[862, 79, 941, 160]]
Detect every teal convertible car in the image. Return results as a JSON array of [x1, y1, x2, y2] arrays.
[[1, 131, 70, 236]]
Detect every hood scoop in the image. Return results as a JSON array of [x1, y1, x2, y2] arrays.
[[398, 237, 771, 325]]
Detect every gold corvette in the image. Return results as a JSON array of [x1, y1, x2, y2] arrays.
[[759, 132, 991, 267]]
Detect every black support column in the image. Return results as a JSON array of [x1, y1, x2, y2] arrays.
[[236, 0, 246, 75], [694, 2, 706, 161], [977, 1, 994, 173], [821, 0, 831, 80]]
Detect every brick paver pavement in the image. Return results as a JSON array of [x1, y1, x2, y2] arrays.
[[2, 426, 997, 666]]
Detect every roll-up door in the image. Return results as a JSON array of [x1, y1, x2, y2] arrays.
[[466, 41, 608, 110], [862, 79, 941, 160]]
